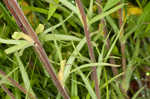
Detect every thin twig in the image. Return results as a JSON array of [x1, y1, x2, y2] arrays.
[[0, 69, 35, 99], [75, 0, 100, 99], [96, 0, 118, 76], [118, 1, 126, 84], [1, 84, 16, 99], [3, 0, 70, 99], [118, 1, 128, 98]]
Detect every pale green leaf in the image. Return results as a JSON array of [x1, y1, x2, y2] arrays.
[[41, 34, 81, 41], [5, 41, 34, 54], [89, 3, 124, 25]]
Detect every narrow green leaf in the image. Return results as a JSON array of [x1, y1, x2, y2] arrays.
[[132, 86, 145, 99], [103, 0, 120, 11], [41, 34, 81, 41], [0, 38, 27, 45], [15, 53, 36, 98], [5, 41, 34, 54], [44, 12, 73, 34], [47, 0, 59, 20], [22, 6, 48, 14], [63, 37, 86, 82], [88, 0, 93, 17], [77, 69, 97, 99], [59, 0, 79, 15], [70, 63, 120, 73], [89, 3, 124, 25], [71, 74, 78, 97], [100, 72, 124, 89], [63, 32, 97, 82]]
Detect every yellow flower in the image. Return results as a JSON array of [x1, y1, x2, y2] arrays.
[[112, 3, 143, 19], [127, 6, 142, 16]]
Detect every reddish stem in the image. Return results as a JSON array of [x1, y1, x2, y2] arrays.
[[1, 84, 16, 99], [0, 69, 35, 99], [118, 2, 126, 80], [75, 0, 100, 99], [118, 2, 128, 98], [3, 0, 70, 99]]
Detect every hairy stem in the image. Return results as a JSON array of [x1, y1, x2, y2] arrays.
[[75, 0, 100, 99], [118, 1, 128, 98], [118, 1, 126, 84], [3, 0, 70, 99]]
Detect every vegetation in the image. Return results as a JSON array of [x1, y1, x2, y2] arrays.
[[0, 0, 150, 99]]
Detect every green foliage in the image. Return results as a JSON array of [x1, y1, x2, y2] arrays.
[[0, 0, 150, 99]]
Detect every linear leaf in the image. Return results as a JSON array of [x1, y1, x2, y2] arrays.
[[41, 34, 81, 41]]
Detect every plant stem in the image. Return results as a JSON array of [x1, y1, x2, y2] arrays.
[[0, 69, 35, 99], [118, 1, 126, 84], [75, 0, 100, 99], [3, 0, 70, 99], [96, 0, 118, 76], [1, 84, 16, 99], [118, 1, 128, 98]]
